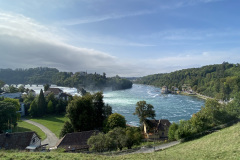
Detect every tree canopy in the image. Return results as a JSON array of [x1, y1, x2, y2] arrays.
[[136, 62, 240, 100], [169, 97, 240, 141], [87, 127, 141, 152], [105, 113, 126, 132], [60, 92, 112, 137], [0, 101, 17, 133], [0, 67, 132, 91], [133, 101, 155, 126]]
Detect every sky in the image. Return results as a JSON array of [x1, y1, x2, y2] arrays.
[[0, 0, 240, 77]]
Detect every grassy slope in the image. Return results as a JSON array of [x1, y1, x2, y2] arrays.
[[29, 114, 68, 138], [13, 120, 46, 140], [123, 122, 240, 160], [1, 122, 240, 160]]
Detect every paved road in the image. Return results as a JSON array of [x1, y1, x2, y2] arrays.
[[132, 141, 180, 154], [22, 118, 59, 147]]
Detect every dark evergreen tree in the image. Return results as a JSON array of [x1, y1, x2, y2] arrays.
[[38, 89, 47, 116], [93, 92, 105, 128]]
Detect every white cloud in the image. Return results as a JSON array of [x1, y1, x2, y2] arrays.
[[145, 51, 240, 74], [56, 10, 155, 26], [0, 11, 122, 75], [0, 10, 238, 78]]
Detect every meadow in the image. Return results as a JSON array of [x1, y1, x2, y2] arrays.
[[3, 122, 240, 160]]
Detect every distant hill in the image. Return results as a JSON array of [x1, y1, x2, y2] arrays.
[[136, 62, 240, 100], [0, 67, 132, 91]]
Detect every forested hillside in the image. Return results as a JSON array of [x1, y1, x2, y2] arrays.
[[0, 67, 132, 91], [136, 62, 240, 100]]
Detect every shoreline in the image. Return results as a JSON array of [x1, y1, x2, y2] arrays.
[[179, 91, 230, 104]]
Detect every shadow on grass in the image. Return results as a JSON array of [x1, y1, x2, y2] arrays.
[[12, 126, 32, 133], [28, 114, 66, 123]]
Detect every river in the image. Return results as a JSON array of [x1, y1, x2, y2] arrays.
[[103, 84, 205, 126], [21, 84, 205, 126]]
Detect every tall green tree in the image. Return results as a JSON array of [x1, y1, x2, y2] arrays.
[[59, 121, 74, 138], [133, 101, 155, 127], [47, 100, 54, 114], [0, 101, 17, 133], [23, 93, 35, 116], [66, 94, 95, 132], [38, 89, 47, 116], [105, 113, 126, 132], [125, 127, 142, 149], [29, 99, 39, 117], [44, 84, 50, 92], [61, 92, 112, 136], [88, 132, 115, 152], [107, 127, 128, 151], [168, 122, 179, 140], [3, 98, 20, 111], [93, 92, 105, 128], [3, 98, 21, 120]]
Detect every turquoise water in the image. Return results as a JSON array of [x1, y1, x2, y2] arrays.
[[22, 83, 205, 126], [103, 84, 205, 126]]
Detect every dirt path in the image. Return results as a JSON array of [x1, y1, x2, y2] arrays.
[[132, 141, 180, 154], [22, 118, 59, 147]]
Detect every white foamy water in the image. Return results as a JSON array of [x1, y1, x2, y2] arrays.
[[103, 84, 205, 126], [21, 84, 205, 126]]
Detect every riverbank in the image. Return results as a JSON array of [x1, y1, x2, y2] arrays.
[[180, 91, 232, 104]]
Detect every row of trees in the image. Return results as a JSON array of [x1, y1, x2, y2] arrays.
[[136, 62, 240, 100], [25, 89, 69, 117], [0, 67, 132, 91], [87, 127, 141, 151], [168, 94, 240, 141]]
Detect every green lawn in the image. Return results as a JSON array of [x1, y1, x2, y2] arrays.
[[13, 120, 46, 140], [2, 122, 240, 160], [28, 114, 68, 138]]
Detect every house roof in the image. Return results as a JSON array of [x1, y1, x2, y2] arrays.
[[145, 119, 171, 132], [57, 130, 99, 151], [59, 92, 72, 98], [47, 88, 63, 95], [0, 132, 39, 150]]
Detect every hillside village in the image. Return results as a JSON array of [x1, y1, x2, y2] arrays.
[[0, 84, 174, 153]]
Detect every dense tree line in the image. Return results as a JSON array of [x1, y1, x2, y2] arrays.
[[136, 62, 240, 100], [168, 95, 240, 141], [0, 67, 132, 91], [25, 89, 69, 117], [87, 127, 141, 151]]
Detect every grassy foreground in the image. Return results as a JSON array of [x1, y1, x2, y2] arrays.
[[1, 122, 240, 160], [13, 120, 46, 140], [29, 114, 68, 138]]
